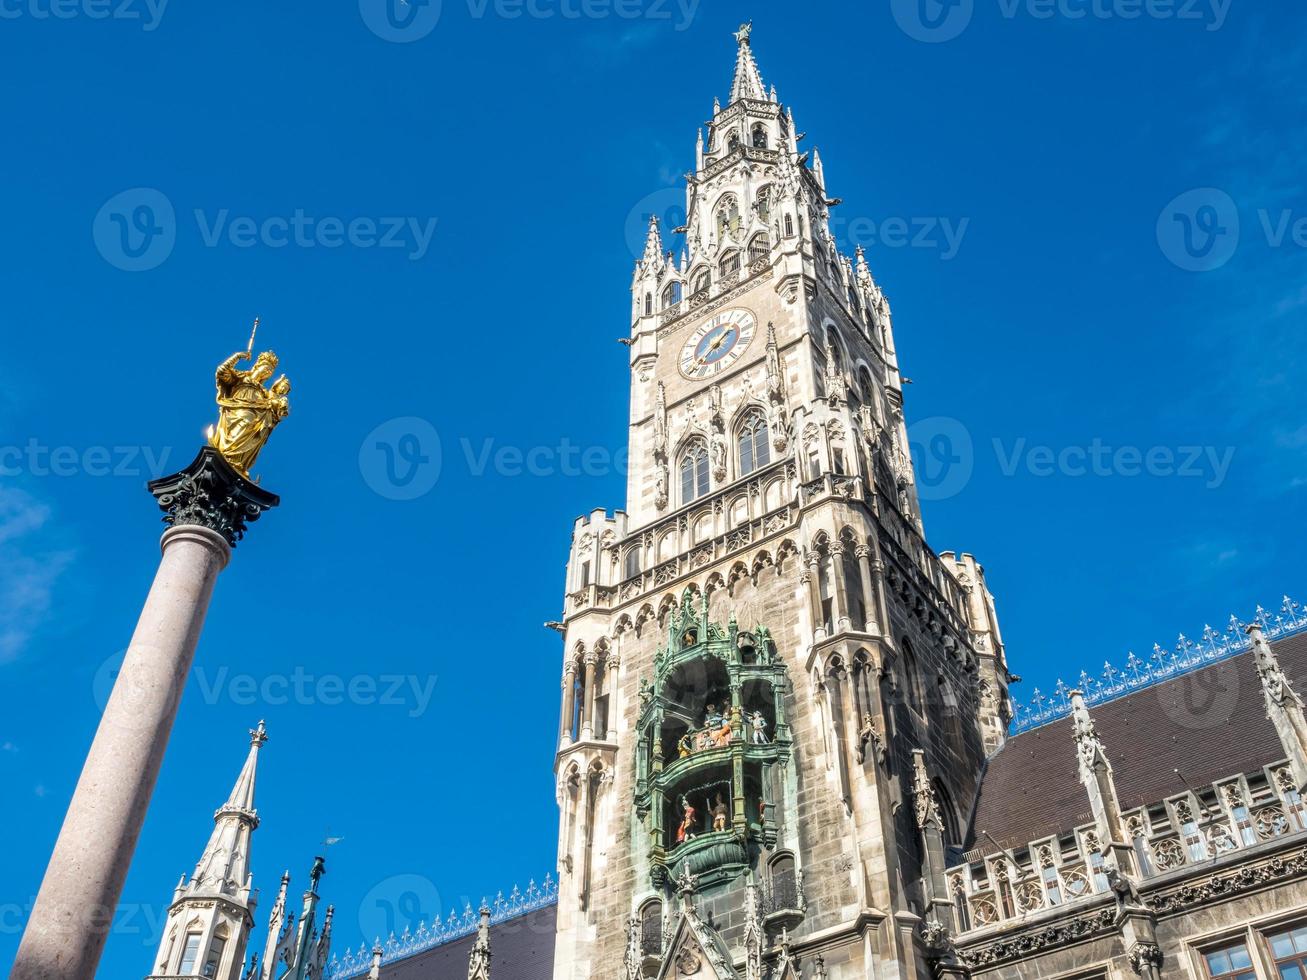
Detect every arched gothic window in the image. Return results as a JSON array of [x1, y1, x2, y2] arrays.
[[662, 281, 683, 308], [719, 250, 741, 276], [639, 899, 663, 957], [624, 548, 641, 580], [901, 641, 926, 714], [716, 195, 741, 240], [752, 124, 768, 148], [748, 233, 770, 264], [202, 928, 229, 979], [755, 185, 773, 225], [727, 131, 740, 152], [737, 411, 771, 476], [768, 851, 799, 908], [178, 931, 203, 976], [680, 441, 710, 504], [692, 268, 711, 295]]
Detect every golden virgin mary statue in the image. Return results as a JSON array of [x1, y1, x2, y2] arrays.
[[208, 345, 291, 477]]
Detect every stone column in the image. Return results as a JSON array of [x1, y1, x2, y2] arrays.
[[802, 552, 823, 636], [829, 545, 849, 633], [855, 545, 880, 634], [11, 448, 277, 980], [560, 664, 578, 745], [581, 655, 598, 739]]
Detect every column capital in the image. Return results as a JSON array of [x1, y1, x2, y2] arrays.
[[149, 447, 280, 548]]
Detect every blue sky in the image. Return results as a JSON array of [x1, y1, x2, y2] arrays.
[[2, 0, 1305, 973]]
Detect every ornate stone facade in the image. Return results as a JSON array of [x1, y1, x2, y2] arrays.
[[551, 25, 1009, 980]]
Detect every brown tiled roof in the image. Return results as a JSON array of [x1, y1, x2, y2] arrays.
[[967, 632, 1307, 854], [378, 905, 556, 980]]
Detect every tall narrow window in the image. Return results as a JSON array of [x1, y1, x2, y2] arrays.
[[1088, 847, 1108, 893], [202, 933, 227, 978], [1201, 941, 1256, 980], [1040, 859, 1062, 907], [680, 442, 709, 504], [784, 213, 794, 237], [755, 186, 772, 225], [716, 196, 741, 238], [1232, 804, 1256, 845], [1178, 804, 1208, 861], [178, 933, 203, 975], [580, 561, 591, 588], [639, 900, 663, 957], [644, 293, 653, 316], [624, 548, 641, 580], [752, 124, 768, 148], [737, 411, 770, 476]]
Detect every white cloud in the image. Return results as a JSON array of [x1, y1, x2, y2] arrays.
[[0, 486, 73, 664]]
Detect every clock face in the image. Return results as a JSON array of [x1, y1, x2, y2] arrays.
[[678, 308, 757, 380]]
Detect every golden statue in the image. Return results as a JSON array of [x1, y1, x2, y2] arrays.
[[207, 319, 290, 477]]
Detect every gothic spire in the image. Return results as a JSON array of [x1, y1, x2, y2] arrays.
[[728, 22, 767, 104], [467, 905, 492, 980], [189, 722, 267, 900], [640, 215, 664, 268], [1248, 623, 1307, 789], [222, 719, 267, 818], [148, 725, 267, 980]]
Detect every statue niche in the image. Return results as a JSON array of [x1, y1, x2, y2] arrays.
[[634, 589, 792, 889]]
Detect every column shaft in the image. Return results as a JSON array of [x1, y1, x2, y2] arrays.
[[12, 526, 230, 980]]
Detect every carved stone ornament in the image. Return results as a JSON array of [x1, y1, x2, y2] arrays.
[[149, 446, 280, 547], [675, 943, 703, 976], [1128, 941, 1164, 978]]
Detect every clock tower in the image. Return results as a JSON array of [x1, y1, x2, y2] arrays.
[[553, 25, 1011, 980]]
